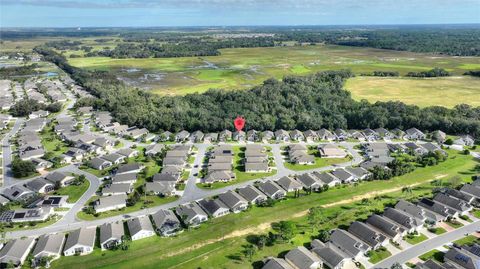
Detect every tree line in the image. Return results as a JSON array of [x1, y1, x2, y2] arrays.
[[82, 37, 276, 58], [34, 47, 480, 137]]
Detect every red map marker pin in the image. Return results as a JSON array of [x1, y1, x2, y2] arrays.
[[234, 116, 245, 132]]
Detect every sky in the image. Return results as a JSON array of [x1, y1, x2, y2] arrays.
[[1, 0, 479, 27]]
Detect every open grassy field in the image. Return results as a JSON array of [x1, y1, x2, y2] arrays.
[[50, 150, 479, 269], [346, 76, 480, 108], [67, 45, 480, 96]]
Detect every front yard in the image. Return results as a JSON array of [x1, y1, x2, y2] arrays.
[[403, 232, 428, 245], [367, 247, 392, 264]]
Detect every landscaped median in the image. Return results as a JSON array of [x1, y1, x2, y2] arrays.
[[49, 150, 478, 269]]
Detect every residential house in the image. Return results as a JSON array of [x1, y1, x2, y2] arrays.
[[433, 193, 472, 215], [444, 247, 480, 269], [117, 148, 138, 159], [318, 144, 347, 158], [112, 173, 137, 185], [175, 130, 190, 142], [261, 130, 275, 142], [276, 176, 303, 192], [233, 131, 246, 141], [303, 130, 319, 142], [311, 241, 352, 269], [262, 258, 295, 269], [31, 233, 65, 266], [431, 130, 447, 143], [317, 129, 336, 141], [94, 194, 127, 213], [348, 221, 387, 249], [45, 172, 76, 187], [2, 185, 35, 202], [375, 128, 394, 140], [204, 133, 218, 143], [0, 238, 36, 268], [345, 167, 371, 180], [151, 209, 182, 236], [89, 157, 113, 170], [102, 183, 133, 195], [127, 216, 155, 241], [246, 130, 258, 142], [460, 184, 480, 199], [330, 169, 356, 183], [99, 221, 124, 250], [274, 129, 290, 142], [102, 153, 126, 165], [237, 185, 267, 205], [63, 227, 96, 256], [257, 181, 286, 200], [285, 246, 322, 269], [218, 190, 249, 213], [328, 229, 370, 260], [145, 182, 175, 196], [383, 207, 422, 233], [417, 198, 456, 222], [312, 172, 341, 187], [175, 203, 208, 227], [145, 144, 166, 156], [365, 214, 404, 241], [116, 163, 144, 175], [190, 130, 204, 142], [334, 129, 348, 141], [25, 178, 55, 193], [290, 130, 305, 141], [405, 128, 426, 140], [197, 198, 230, 218], [296, 173, 323, 191], [218, 130, 232, 142]]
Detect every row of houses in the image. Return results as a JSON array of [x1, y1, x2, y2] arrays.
[[154, 127, 470, 144], [0, 172, 77, 223], [0, 80, 15, 111], [262, 183, 480, 269], [92, 111, 153, 142], [92, 145, 193, 214], [204, 145, 236, 184], [417, 244, 480, 269]]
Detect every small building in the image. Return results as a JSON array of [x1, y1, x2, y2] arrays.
[[99, 221, 125, 250], [25, 178, 55, 194], [218, 191, 249, 213], [63, 227, 96, 256], [31, 233, 65, 266], [276, 176, 302, 192], [89, 157, 113, 170], [285, 246, 322, 269], [197, 198, 230, 218], [94, 194, 127, 213], [127, 216, 155, 241], [175, 203, 208, 227], [257, 180, 286, 200], [317, 144, 347, 158], [237, 185, 267, 205], [0, 237, 36, 268], [151, 209, 182, 236], [45, 172, 76, 187]]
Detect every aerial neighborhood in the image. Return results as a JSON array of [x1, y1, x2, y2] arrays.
[[0, 21, 479, 269]]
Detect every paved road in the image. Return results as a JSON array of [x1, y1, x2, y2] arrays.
[[5, 140, 364, 239], [1, 118, 25, 187], [373, 221, 480, 268]]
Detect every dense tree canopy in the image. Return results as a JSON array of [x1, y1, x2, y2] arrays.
[[35, 47, 480, 137]]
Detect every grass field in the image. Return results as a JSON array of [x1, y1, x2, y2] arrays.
[[49, 150, 479, 269], [346, 76, 480, 108], [404, 233, 428, 245], [368, 248, 392, 264], [53, 180, 90, 203], [67, 45, 480, 96]]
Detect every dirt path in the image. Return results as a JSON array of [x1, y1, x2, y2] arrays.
[[159, 182, 425, 261]]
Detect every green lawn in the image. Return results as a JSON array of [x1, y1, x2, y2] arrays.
[[454, 235, 480, 246], [2, 215, 60, 232], [428, 227, 447, 235], [368, 248, 392, 264], [472, 209, 480, 218], [419, 249, 445, 262], [77, 196, 178, 221], [284, 155, 352, 171], [49, 150, 478, 269], [40, 124, 69, 157], [404, 233, 428, 245], [53, 180, 90, 203]]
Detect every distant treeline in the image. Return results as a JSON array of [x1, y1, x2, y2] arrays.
[[406, 68, 450, 78], [0, 64, 38, 79], [35, 47, 480, 137], [464, 70, 480, 77], [361, 71, 399, 77], [83, 37, 276, 58]]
